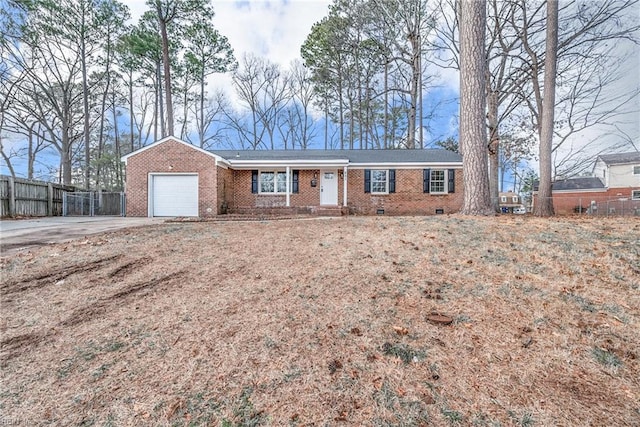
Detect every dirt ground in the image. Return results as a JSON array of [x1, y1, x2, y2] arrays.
[[1, 215, 639, 426]]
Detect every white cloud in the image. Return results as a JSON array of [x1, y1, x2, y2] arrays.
[[126, 0, 330, 107], [127, 0, 330, 68]]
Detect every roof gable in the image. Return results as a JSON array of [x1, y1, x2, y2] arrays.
[[597, 152, 640, 165], [121, 137, 226, 164]]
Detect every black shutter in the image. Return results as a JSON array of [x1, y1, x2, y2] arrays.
[[292, 170, 299, 193], [364, 169, 371, 193], [448, 169, 455, 193], [251, 170, 258, 193], [423, 169, 431, 193], [388, 169, 396, 193]]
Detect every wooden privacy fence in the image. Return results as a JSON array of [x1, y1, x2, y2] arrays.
[[0, 175, 77, 218]]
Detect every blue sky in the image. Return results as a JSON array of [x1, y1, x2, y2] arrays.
[[2, 0, 638, 187]]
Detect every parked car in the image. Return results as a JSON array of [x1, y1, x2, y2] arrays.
[[513, 206, 526, 214]]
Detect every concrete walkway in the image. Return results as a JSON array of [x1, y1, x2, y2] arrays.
[[0, 216, 162, 255]]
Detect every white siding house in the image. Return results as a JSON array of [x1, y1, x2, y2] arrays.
[[593, 152, 640, 189]]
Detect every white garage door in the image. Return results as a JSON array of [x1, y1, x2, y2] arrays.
[[151, 174, 199, 217]]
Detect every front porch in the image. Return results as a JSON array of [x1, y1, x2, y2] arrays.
[[224, 165, 349, 215]]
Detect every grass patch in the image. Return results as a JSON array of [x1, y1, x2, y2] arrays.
[[381, 342, 426, 364], [591, 347, 623, 368], [166, 392, 221, 427], [222, 388, 267, 427]]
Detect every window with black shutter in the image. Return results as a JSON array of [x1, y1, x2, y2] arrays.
[[292, 170, 299, 193], [423, 169, 431, 193], [388, 169, 396, 193], [251, 170, 258, 193], [364, 169, 371, 193]]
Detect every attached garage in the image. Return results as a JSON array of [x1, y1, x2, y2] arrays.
[[121, 137, 224, 217], [149, 174, 199, 217]]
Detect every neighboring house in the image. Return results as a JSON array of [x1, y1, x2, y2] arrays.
[[532, 151, 640, 215], [498, 191, 523, 213], [593, 152, 640, 194], [121, 137, 464, 217]]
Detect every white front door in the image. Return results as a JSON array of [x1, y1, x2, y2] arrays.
[[320, 170, 338, 205]]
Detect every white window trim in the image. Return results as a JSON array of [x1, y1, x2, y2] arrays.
[[430, 169, 448, 195], [632, 189, 640, 200], [633, 165, 640, 175], [512, 196, 519, 203], [258, 170, 290, 194], [371, 169, 389, 194]]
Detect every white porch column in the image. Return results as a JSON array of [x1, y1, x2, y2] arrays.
[[286, 166, 291, 207], [343, 166, 348, 207]]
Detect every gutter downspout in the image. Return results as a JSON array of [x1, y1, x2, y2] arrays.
[[286, 166, 291, 207]]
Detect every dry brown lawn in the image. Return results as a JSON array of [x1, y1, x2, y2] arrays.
[[1, 215, 639, 426]]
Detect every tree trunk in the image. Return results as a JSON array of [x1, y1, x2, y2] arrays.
[[459, 0, 493, 215], [157, 61, 166, 138], [199, 66, 205, 146], [113, 90, 122, 190], [418, 45, 423, 149], [383, 59, 389, 149], [129, 69, 134, 152], [487, 81, 500, 212], [407, 33, 419, 149], [28, 122, 36, 179], [324, 97, 329, 150], [156, 3, 174, 136], [96, 39, 112, 189], [80, 2, 91, 190], [0, 149, 16, 177], [534, 0, 558, 217]]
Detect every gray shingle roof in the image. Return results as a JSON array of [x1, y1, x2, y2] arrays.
[[211, 149, 462, 164], [598, 152, 640, 165], [552, 177, 605, 191]]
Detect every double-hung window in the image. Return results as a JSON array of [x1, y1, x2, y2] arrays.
[[424, 169, 455, 194], [259, 171, 288, 194], [633, 165, 640, 175], [430, 170, 446, 194], [364, 169, 396, 194], [371, 170, 388, 194], [632, 190, 640, 200]]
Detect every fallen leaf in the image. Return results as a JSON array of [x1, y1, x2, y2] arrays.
[[426, 314, 454, 325], [393, 326, 409, 335]]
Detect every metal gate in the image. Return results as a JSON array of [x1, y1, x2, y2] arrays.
[[63, 192, 126, 216]]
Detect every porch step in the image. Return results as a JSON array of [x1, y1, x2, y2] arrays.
[[315, 206, 343, 217]]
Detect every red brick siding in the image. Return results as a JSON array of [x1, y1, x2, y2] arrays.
[[347, 169, 463, 215], [230, 168, 463, 215], [232, 169, 324, 212], [217, 166, 234, 214], [537, 187, 640, 215], [124, 138, 218, 217]]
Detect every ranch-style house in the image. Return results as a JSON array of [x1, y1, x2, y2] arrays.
[[121, 137, 464, 217]]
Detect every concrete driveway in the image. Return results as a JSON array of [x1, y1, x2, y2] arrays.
[[0, 216, 162, 255]]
